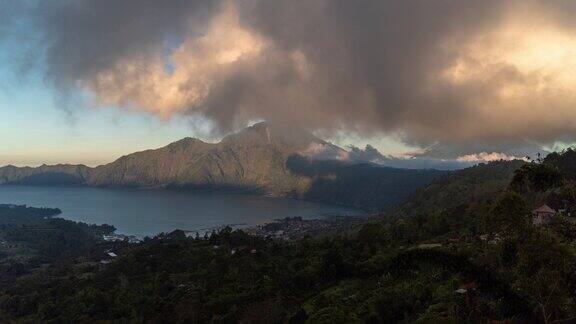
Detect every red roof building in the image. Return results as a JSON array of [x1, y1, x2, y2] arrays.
[[532, 205, 556, 225]]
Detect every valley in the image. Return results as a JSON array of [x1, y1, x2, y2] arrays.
[[4, 150, 570, 322]]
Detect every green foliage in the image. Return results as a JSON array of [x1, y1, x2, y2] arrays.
[[4, 151, 576, 322], [546, 184, 576, 212], [511, 162, 566, 193], [543, 148, 576, 179], [483, 192, 529, 235], [287, 154, 445, 210], [0, 217, 558, 323], [397, 160, 525, 220], [0, 205, 61, 224]]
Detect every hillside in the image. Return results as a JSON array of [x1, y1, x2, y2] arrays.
[[5, 146, 576, 323], [508, 148, 576, 213], [2, 159, 572, 323], [88, 122, 320, 194], [0, 164, 90, 185], [395, 160, 527, 219], [0, 123, 444, 210], [286, 155, 444, 209]]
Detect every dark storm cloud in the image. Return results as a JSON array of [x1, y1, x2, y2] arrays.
[[37, 0, 220, 88], [239, 0, 504, 129], [5, 0, 576, 156]]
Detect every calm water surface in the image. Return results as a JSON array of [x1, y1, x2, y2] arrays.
[[0, 185, 359, 236]]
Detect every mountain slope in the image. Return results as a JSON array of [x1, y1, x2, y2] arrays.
[[392, 159, 527, 218], [0, 123, 444, 210], [88, 123, 324, 193], [0, 164, 90, 185], [286, 155, 445, 209]]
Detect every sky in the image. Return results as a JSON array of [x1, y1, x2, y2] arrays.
[[0, 72, 414, 167], [1, 0, 575, 168], [0, 89, 191, 166]]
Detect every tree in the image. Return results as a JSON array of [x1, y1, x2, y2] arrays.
[[514, 230, 574, 323], [484, 192, 529, 236]]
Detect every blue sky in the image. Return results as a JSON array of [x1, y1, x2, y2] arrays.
[[0, 15, 208, 167], [0, 79, 195, 167]]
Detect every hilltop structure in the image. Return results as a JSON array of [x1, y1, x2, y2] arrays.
[[532, 205, 557, 225]]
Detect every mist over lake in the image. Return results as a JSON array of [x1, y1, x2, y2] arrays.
[[0, 185, 359, 237]]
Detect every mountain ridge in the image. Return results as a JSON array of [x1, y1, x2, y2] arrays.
[[0, 122, 445, 210]]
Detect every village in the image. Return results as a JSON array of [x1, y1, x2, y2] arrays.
[[99, 203, 565, 249], [102, 233, 142, 244], [244, 215, 365, 241], [93, 204, 566, 272]]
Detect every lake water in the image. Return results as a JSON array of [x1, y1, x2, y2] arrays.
[[0, 185, 359, 237]]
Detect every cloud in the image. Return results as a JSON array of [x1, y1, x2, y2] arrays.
[[347, 145, 475, 170], [79, 2, 265, 121], [456, 152, 526, 163], [299, 142, 350, 161], [6, 0, 576, 154]]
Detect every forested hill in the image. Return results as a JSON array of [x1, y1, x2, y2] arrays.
[[393, 159, 527, 219], [0, 123, 445, 211], [2, 152, 576, 323], [6, 153, 576, 322], [508, 147, 576, 212], [390, 148, 576, 222]]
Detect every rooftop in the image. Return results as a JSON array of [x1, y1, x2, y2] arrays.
[[533, 205, 556, 214]]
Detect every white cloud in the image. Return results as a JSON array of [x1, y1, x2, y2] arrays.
[[456, 151, 525, 162]]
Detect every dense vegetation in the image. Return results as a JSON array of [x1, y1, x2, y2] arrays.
[[396, 160, 526, 218], [4, 151, 576, 322], [0, 205, 115, 285], [286, 155, 444, 210]]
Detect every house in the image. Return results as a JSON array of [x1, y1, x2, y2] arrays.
[[102, 233, 142, 243], [455, 282, 477, 305], [532, 205, 557, 225], [127, 236, 142, 244], [102, 234, 124, 242]]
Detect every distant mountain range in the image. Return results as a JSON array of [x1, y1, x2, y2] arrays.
[[0, 122, 445, 210]]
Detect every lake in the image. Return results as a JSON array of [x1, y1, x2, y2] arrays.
[[0, 185, 359, 237]]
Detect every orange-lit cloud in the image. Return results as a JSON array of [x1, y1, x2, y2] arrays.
[[456, 152, 526, 163], [83, 1, 266, 119], [8, 0, 576, 157], [436, 1, 576, 141]]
